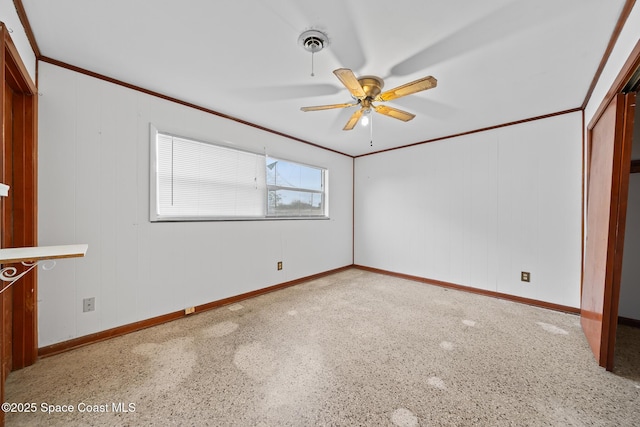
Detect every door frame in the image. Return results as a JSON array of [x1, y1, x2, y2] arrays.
[[583, 40, 640, 371], [583, 93, 635, 370], [1, 19, 38, 400]]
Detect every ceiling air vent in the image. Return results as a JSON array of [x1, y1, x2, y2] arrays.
[[298, 30, 329, 76], [299, 30, 328, 53]]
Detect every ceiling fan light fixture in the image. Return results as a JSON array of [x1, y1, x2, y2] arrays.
[[361, 109, 371, 126], [300, 68, 436, 134]]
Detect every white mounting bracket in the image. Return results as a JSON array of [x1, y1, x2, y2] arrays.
[[0, 244, 88, 293]]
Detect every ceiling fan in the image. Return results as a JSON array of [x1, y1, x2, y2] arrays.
[[300, 68, 437, 130]]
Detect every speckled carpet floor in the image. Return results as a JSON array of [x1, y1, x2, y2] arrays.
[[5, 268, 640, 426]]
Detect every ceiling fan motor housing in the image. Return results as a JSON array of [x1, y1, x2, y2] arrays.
[[300, 68, 435, 130], [357, 76, 384, 99]]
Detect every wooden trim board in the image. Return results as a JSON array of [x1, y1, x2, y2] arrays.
[[588, 39, 640, 129], [38, 57, 352, 159], [39, 54, 591, 162], [0, 244, 87, 264], [38, 265, 352, 357], [1, 21, 39, 426], [355, 108, 582, 158], [12, 0, 41, 58], [354, 265, 580, 314], [39, 264, 585, 358], [618, 316, 640, 328], [581, 0, 637, 110]]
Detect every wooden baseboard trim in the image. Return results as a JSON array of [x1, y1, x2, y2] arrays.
[[38, 264, 584, 357], [618, 316, 640, 328], [38, 265, 353, 358], [354, 265, 580, 314]]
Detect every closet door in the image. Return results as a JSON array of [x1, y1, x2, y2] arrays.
[[582, 92, 635, 370]]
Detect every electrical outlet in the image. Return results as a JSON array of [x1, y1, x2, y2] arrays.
[[277, 261, 283, 271], [521, 272, 531, 282], [83, 297, 95, 312], [185, 307, 195, 315]]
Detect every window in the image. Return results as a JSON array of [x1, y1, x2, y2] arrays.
[[266, 157, 326, 217], [150, 126, 328, 221]]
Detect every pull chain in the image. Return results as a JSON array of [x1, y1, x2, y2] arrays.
[[299, 31, 328, 77], [370, 112, 374, 146]]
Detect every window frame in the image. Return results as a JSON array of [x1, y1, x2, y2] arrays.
[[266, 156, 328, 218], [149, 125, 329, 222]]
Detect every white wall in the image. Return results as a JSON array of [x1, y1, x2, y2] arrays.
[[355, 112, 583, 308], [620, 174, 640, 320], [0, 1, 36, 82], [585, 2, 640, 125], [37, 62, 353, 347], [584, 1, 640, 319], [619, 105, 640, 321]]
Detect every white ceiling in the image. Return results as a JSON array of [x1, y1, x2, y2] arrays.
[[22, 0, 627, 157]]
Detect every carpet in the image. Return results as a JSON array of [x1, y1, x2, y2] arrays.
[[5, 268, 640, 426]]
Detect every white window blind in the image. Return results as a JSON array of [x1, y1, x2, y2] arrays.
[[152, 130, 266, 220]]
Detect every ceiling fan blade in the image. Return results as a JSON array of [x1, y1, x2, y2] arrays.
[[343, 109, 363, 130], [376, 76, 437, 102], [334, 68, 366, 99], [301, 102, 357, 112], [242, 83, 341, 101], [389, 2, 572, 77], [374, 105, 416, 122]]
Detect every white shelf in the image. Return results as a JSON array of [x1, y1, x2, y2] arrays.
[[0, 244, 88, 264]]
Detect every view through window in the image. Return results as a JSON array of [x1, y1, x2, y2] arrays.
[[150, 127, 328, 221], [266, 157, 325, 217]]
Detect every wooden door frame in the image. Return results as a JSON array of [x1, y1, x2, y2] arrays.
[[583, 40, 640, 371], [1, 23, 38, 367], [584, 93, 635, 370]]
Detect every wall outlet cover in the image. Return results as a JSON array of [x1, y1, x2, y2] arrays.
[[83, 297, 95, 312]]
